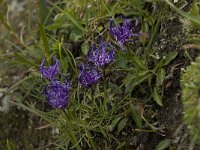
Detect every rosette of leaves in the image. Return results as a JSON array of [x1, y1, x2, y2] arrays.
[[181, 56, 200, 144]]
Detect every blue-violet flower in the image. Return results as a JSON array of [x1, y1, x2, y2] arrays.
[[39, 58, 59, 80], [44, 79, 70, 109], [79, 64, 102, 88], [110, 18, 139, 51], [87, 37, 115, 67]]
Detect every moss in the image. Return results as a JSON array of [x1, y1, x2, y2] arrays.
[[181, 56, 200, 144]]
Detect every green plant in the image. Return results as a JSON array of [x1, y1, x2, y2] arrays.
[[181, 56, 200, 144], [0, 0, 182, 149]]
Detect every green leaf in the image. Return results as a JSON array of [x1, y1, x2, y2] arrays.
[[39, 0, 52, 25], [81, 41, 89, 55], [130, 104, 142, 128], [189, 1, 199, 16], [155, 139, 171, 150], [6, 139, 16, 150], [152, 88, 163, 106], [132, 56, 147, 70], [45, 23, 63, 30], [189, 1, 200, 27], [0, 11, 12, 31], [39, 24, 50, 62], [154, 58, 164, 72], [13, 52, 37, 67], [157, 68, 166, 86], [163, 51, 178, 66], [116, 142, 126, 150], [124, 71, 151, 93], [109, 117, 122, 132], [117, 118, 128, 134], [99, 126, 107, 138]]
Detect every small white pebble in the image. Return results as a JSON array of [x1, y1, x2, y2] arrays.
[[0, 95, 10, 113]]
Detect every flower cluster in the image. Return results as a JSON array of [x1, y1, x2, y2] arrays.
[[78, 64, 102, 88], [39, 58, 70, 109], [39, 17, 140, 108], [110, 18, 139, 51], [79, 37, 116, 88], [87, 37, 115, 67], [39, 58, 59, 80], [44, 79, 70, 109]]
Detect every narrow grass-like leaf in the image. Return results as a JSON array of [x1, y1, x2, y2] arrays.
[[154, 59, 164, 72], [152, 88, 163, 106], [85, 129, 97, 150], [39, 24, 50, 62], [1, 76, 34, 100], [84, 6, 89, 30], [109, 117, 122, 132], [39, 0, 52, 25], [157, 68, 165, 86], [145, 15, 161, 58], [124, 71, 151, 93], [189, 1, 199, 16], [155, 139, 171, 150], [0, 12, 12, 31], [132, 56, 147, 70], [116, 142, 125, 150], [99, 126, 107, 138], [14, 52, 37, 67], [188, 1, 200, 27], [63, 47, 77, 74], [130, 104, 142, 128], [163, 51, 178, 66], [61, 110, 81, 150], [117, 118, 128, 134], [6, 140, 16, 150], [10, 100, 54, 124]]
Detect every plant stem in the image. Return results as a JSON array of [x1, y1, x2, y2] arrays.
[[63, 110, 82, 150], [85, 129, 97, 150], [91, 88, 95, 115], [103, 69, 107, 111]]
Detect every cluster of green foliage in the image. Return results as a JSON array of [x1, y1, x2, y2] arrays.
[[0, 0, 184, 149], [181, 55, 200, 144]]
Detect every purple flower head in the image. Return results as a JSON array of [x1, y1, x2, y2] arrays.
[[79, 64, 102, 88], [87, 37, 115, 67], [39, 58, 59, 80], [44, 78, 70, 109], [110, 18, 139, 51]]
